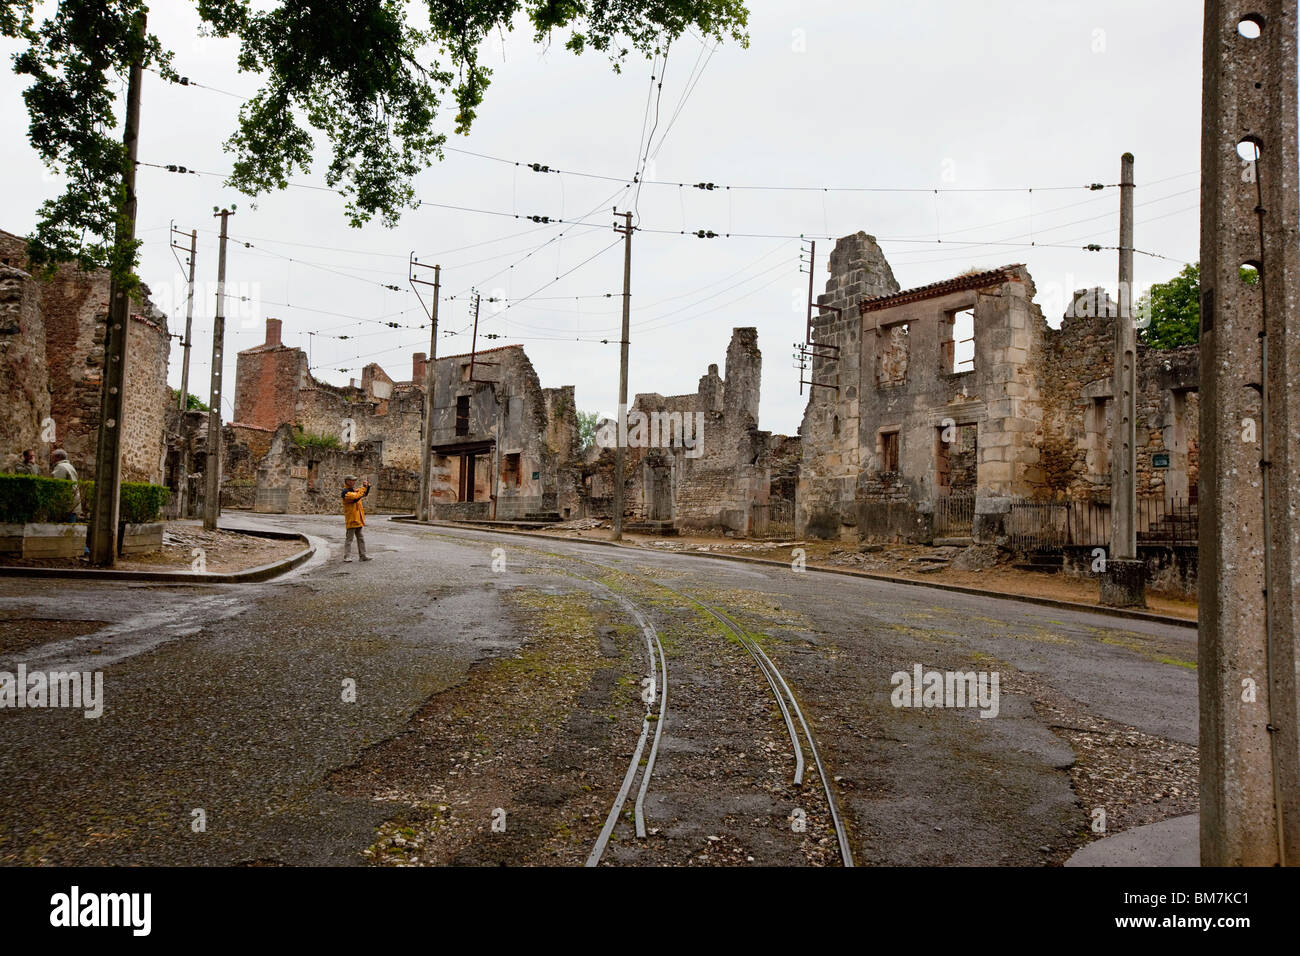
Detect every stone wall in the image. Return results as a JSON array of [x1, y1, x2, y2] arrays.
[[233, 318, 309, 430], [0, 228, 171, 483], [0, 264, 50, 470], [795, 236, 1202, 546], [252, 423, 416, 515], [609, 327, 793, 534], [1038, 289, 1201, 503]]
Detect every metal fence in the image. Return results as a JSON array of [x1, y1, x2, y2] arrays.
[[1005, 496, 1197, 551], [751, 499, 795, 538], [932, 493, 975, 537]]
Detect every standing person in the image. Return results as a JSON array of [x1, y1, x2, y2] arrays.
[[341, 475, 372, 562], [50, 449, 80, 521], [14, 449, 37, 475]]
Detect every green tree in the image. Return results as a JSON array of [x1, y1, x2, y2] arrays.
[[168, 387, 210, 411], [1137, 263, 1201, 349], [577, 409, 600, 451], [1137, 262, 1259, 349], [3, 0, 748, 281]]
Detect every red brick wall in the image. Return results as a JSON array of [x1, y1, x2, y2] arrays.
[[233, 344, 308, 430]]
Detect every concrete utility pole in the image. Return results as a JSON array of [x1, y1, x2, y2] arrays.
[[1101, 153, 1144, 607], [203, 207, 234, 532], [611, 209, 633, 541], [1200, 0, 1300, 866], [416, 263, 440, 522], [87, 14, 145, 566], [174, 226, 198, 410]]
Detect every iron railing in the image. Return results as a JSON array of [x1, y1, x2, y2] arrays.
[[932, 493, 976, 537], [1005, 496, 1197, 551]]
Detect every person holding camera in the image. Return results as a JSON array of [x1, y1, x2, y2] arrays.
[[341, 474, 372, 563]]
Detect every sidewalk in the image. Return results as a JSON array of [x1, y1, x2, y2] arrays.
[[1066, 814, 1199, 866]]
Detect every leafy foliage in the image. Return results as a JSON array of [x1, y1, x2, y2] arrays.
[[76, 479, 172, 523], [576, 409, 600, 450], [1137, 262, 1259, 350], [5, 1, 173, 283], [0, 473, 78, 523], [6, 0, 749, 279], [292, 430, 343, 450], [169, 387, 210, 411], [117, 481, 172, 523]]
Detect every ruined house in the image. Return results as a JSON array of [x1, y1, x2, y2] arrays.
[[233, 322, 579, 518], [0, 228, 171, 484], [797, 232, 1200, 568], [425, 344, 579, 520], [590, 327, 801, 535]]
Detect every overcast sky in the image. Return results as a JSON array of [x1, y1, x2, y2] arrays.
[[0, 1, 1204, 435]]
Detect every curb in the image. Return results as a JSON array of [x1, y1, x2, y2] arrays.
[[393, 515, 1196, 630], [0, 526, 315, 584]]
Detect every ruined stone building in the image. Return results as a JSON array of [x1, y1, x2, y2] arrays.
[[797, 231, 1201, 555], [0, 228, 171, 484], [425, 344, 579, 520], [592, 327, 801, 535], [232, 321, 579, 517]]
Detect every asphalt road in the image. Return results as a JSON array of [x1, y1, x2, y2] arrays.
[[0, 513, 1197, 866]]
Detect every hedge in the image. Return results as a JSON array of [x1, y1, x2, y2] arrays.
[[81, 481, 172, 524], [0, 474, 77, 523], [0, 474, 170, 524]]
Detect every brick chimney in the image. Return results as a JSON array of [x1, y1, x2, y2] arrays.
[[412, 352, 428, 384], [265, 317, 282, 347]]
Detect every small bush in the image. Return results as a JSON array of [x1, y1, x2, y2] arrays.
[[293, 431, 342, 450], [0, 474, 77, 523], [77, 481, 172, 524]]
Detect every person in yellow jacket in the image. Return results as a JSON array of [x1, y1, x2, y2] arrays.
[[341, 475, 372, 562]]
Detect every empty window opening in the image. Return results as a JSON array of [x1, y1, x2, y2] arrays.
[[460, 362, 472, 382], [832, 415, 840, 438], [937, 423, 978, 491], [876, 323, 910, 387], [307, 460, 320, 492], [943, 308, 975, 374], [455, 395, 470, 436], [503, 453, 522, 488], [879, 429, 900, 474]]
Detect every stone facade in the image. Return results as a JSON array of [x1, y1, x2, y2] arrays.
[[0, 228, 171, 483], [595, 328, 800, 534], [251, 423, 415, 515], [796, 232, 1202, 547], [426, 344, 576, 520], [234, 326, 580, 520]]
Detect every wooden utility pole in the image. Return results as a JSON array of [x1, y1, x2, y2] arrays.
[[203, 207, 234, 531], [416, 263, 441, 521], [1200, 0, 1300, 866], [1101, 153, 1144, 606], [87, 14, 145, 566], [611, 209, 633, 541], [174, 226, 198, 409]]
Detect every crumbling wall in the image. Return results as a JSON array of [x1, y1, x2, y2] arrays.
[[0, 264, 49, 470], [796, 232, 901, 538], [1039, 288, 1201, 503], [0, 228, 171, 483], [233, 318, 309, 430], [616, 328, 773, 533], [253, 423, 412, 515]]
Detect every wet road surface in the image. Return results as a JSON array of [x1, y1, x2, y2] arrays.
[[0, 514, 1196, 865]]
